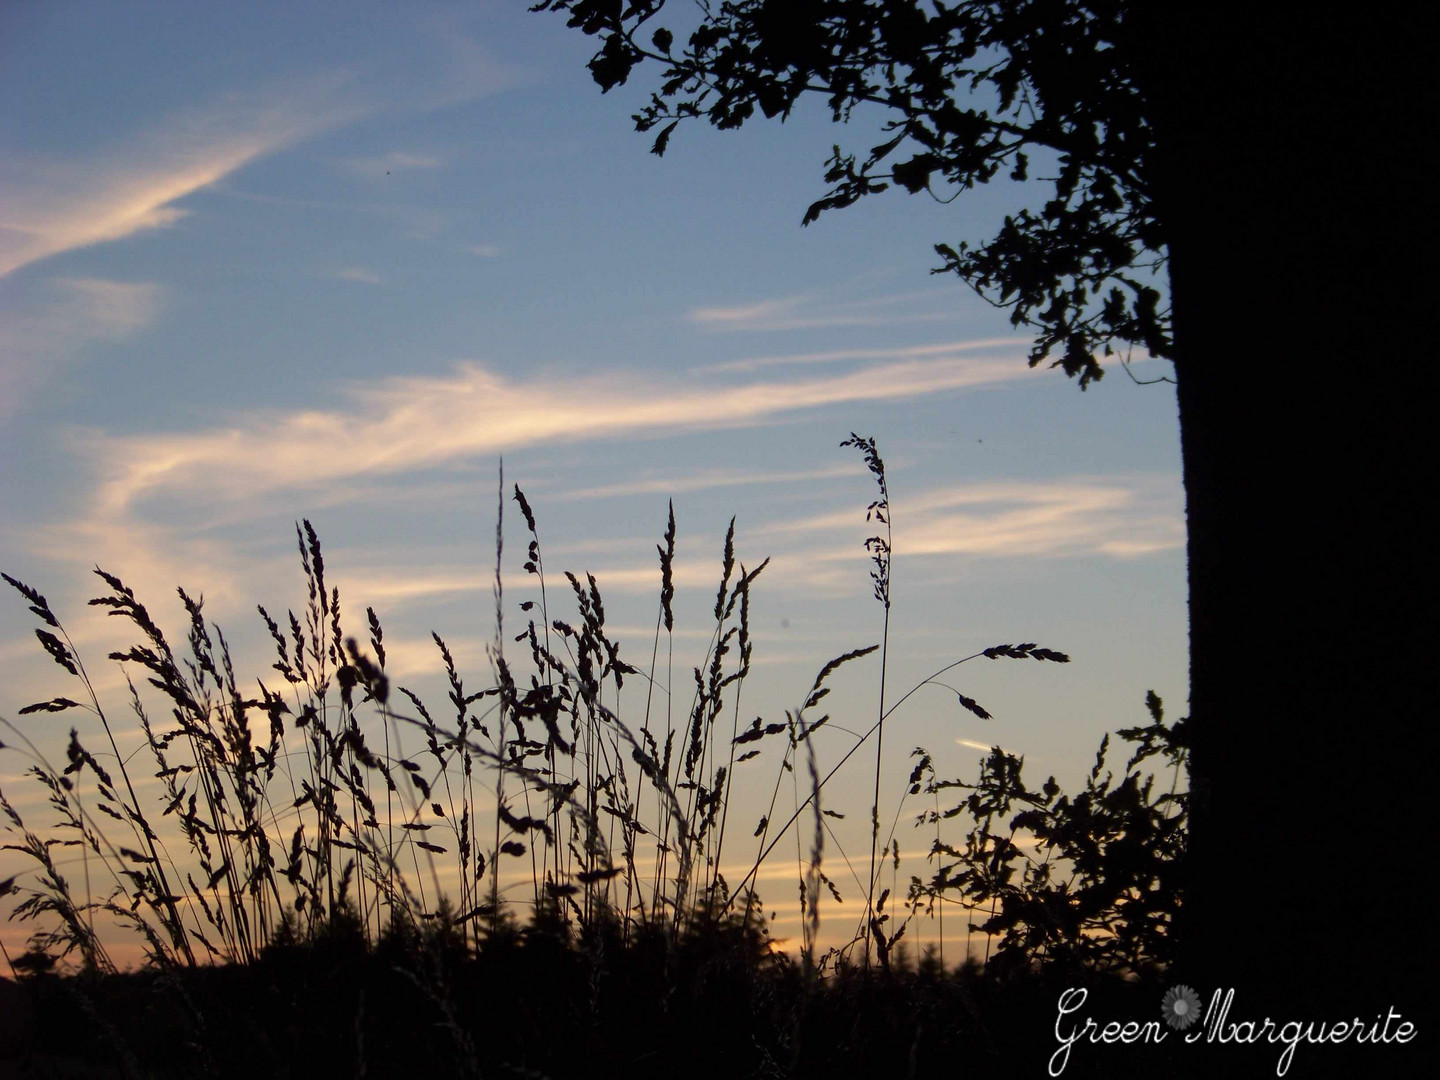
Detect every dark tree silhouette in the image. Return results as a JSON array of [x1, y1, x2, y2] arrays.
[[535, 0, 1430, 1024], [539, 0, 1169, 389]]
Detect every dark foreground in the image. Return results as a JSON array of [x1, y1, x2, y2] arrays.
[[5, 925, 1416, 1080], [1, 929, 1193, 1080]]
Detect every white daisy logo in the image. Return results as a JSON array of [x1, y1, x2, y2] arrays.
[[1161, 984, 1202, 1030]]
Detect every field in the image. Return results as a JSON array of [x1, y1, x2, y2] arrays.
[[1, 440, 1187, 1078]]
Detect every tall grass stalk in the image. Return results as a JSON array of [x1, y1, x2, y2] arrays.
[[839, 433, 892, 968], [2, 436, 1084, 980]]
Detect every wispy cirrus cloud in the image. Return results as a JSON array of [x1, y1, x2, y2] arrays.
[[83, 353, 1036, 515], [48, 277, 162, 334], [0, 73, 363, 280], [415, 15, 526, 111], [688, 287, 961, 332], [24, 348, 1174, 622], [764, 478, 1183, 562], [901, 480, 1182, 559], [703, 337, 1028, 374], [551, 464, 865, 502], [689, 295, 809, 329], [331, 556, 726, 609], [336, 150, 442, 177], [12, 510, 282, 633], [332, 266, 384, 285], [2, 350, 1034, 616], [0, 276, 163, 419]]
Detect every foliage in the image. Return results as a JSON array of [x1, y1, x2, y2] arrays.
[[909, 690, 1187, 977], [533, 0, 1171, 387]]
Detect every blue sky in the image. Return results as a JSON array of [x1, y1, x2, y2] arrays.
[[0, 1, 1185, 959]]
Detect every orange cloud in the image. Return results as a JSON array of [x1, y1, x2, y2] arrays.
[[84, 355, 1036, 514], [0, 73, 361, 279]]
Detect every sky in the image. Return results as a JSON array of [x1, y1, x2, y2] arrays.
[[0, 0, 1186, 963]]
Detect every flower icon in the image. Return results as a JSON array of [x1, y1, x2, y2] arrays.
[[1161, 984, 1202, 1030]]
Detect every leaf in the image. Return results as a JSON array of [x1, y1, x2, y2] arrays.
[[892, 153, 940, 193]]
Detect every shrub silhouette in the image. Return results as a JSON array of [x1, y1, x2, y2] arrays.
[[909, 691, 1187, 978]]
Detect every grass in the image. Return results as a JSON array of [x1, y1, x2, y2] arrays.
[[0, 436, 1188, 1078]]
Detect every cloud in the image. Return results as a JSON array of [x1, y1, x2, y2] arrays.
[[337, 150, 442, 177], [468, 244, 501, 258], [333, 567, 492, 605], [323, 546, 748, 613], [83, 354, 1038, 515], [551, 464, 865, 502], [0, 73, 363, 279], [16, 347, 1174, 627], [764, 478, 1184, 562], [368, 634, 493, 680], [955, 738, 1005, 754], [3, 350, 1060, 622], [0, 277, 163, 419], [690, 295, 810, 329], [15, 511, 282, 626], [416, 16, 527, 111], [703, 337, 1028, 374], [688, 288, 961, 332], [900, 482, 1179, 559], [1096, 538, 1179, 557], [49, 278, 162, 335], [333, 266, 384, 285]]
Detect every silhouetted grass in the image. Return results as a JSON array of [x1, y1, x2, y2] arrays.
[[0, 437, 1186, 1078]]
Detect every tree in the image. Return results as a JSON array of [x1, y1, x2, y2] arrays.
[[534, 0, 1430, 1028], [539, 0, 1168, 389]]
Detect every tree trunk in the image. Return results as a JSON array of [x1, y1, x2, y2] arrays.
[[1139, 4, 1430, 1039]]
